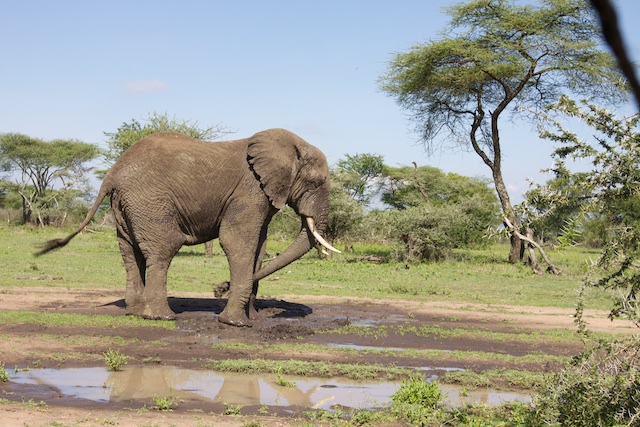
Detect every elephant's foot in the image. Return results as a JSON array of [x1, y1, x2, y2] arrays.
[[219, 306, 253, 327], [248, 294, 259, 320], [125, 303, 144, 317], [142, 311, 176, 321], [248, 305, 259, 320], [126, 303, 176, 321]]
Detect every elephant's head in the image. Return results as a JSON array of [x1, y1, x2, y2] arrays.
[[247, 128, 339, 280]]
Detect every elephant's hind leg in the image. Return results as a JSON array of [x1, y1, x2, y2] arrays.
[[117, 231, 146, 315], [141, 257, 176, 320]]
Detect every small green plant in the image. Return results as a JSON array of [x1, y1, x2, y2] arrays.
[[275, 366, 296, 388], [350, 409, 378, 426], [241, 421, 262, 427], [258, 404, 269, 415], [152, 394, 176, 411], [389, 283, 419, 295], [20, 397, 47, 408], [223, 402, 243, 415], [103, 349, 128, 371], [0, 363, 9, 382], [392, 375, 442, 408]]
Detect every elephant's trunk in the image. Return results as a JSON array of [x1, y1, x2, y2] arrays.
[[253, 216, 338, 281], [253, 223, 315, 281]]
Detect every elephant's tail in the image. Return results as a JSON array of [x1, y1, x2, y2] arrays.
[[35, 179, 113, 256]]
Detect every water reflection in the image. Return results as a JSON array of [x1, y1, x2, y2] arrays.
[[9, 365, 532, 410]]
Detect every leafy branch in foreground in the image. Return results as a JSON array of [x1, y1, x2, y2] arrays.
[[536, 96, 640, 327]]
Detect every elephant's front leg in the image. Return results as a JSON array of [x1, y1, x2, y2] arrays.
[[248, 223, 271, 320], [218, 228, 262, 327], [218, 253, 254, 326]]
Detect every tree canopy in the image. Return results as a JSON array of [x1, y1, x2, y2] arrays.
[[381, 165, 496, 211], [379, 0, 627, 266], [0, 133, 100, 224], [334, 153, 385, 206], [104, 112, 230, 162]]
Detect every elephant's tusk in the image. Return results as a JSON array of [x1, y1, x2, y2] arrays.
[[306, 217, 341, 254]]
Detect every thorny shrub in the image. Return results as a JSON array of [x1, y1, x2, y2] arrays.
[[529, 337, 640, 426]]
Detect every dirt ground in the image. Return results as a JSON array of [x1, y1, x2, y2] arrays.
[[0, 286, 634, 426]]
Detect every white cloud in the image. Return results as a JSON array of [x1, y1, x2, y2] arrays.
[[125, 78, 168, 94]]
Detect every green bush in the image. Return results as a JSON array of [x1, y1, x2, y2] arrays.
[[392, 376, 443, 408], [391, 376, 443, 426], [0, 362, 9, 382], [529, 337, 640, 427], [388, 204, 474, 262], [267, 206, 300, 243]]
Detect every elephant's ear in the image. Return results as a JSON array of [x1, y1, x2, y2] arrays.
[[247, 129, 300, 210]]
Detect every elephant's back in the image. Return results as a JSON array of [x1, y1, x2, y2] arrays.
[[109, 133, 247, 184]]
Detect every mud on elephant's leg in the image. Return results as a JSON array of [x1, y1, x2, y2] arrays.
[[214, 281, 230, 298], [218, 245, 255, 326], [248, 234, 269, 320], [214, 280, 258, 320], [139, 258, 176, 320], [248, 281, 259, 320]]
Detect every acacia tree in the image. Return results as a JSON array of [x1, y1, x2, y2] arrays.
[[104, 112, 230, 162], [334, 153, 385, 207], [0, 133, 100, 225], [379, 0, 626, 268]]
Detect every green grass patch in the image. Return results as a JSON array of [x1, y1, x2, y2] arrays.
[[0, 226, 614, 312], [204, 357, 412, 381], [103, 348, 129, 371], [211, 341, 569, 365], [321, 322, 595, 347], [0, 310, 176, 330], [0, 363, 9, 382], [442, 369, 545, 390]]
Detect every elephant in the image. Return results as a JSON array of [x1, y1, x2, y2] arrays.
[[37, 128, 339, 327]]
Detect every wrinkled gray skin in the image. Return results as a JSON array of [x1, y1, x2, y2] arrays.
[[37, 129, 332, 327]]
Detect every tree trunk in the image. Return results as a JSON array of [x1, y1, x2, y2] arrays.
[[509, 232, 524, 263], [21, 195, 30, 224], [524, 227, 543, 275], [204, 240, 214, 258], [492, 168, 523, 263]]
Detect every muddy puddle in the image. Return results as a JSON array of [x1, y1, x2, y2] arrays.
[[8, 365, 533, 411]]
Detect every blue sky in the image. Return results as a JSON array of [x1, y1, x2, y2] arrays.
[[2, 1, 639, 203]]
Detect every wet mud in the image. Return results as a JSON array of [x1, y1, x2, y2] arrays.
[[0, 286, 626, 423]]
